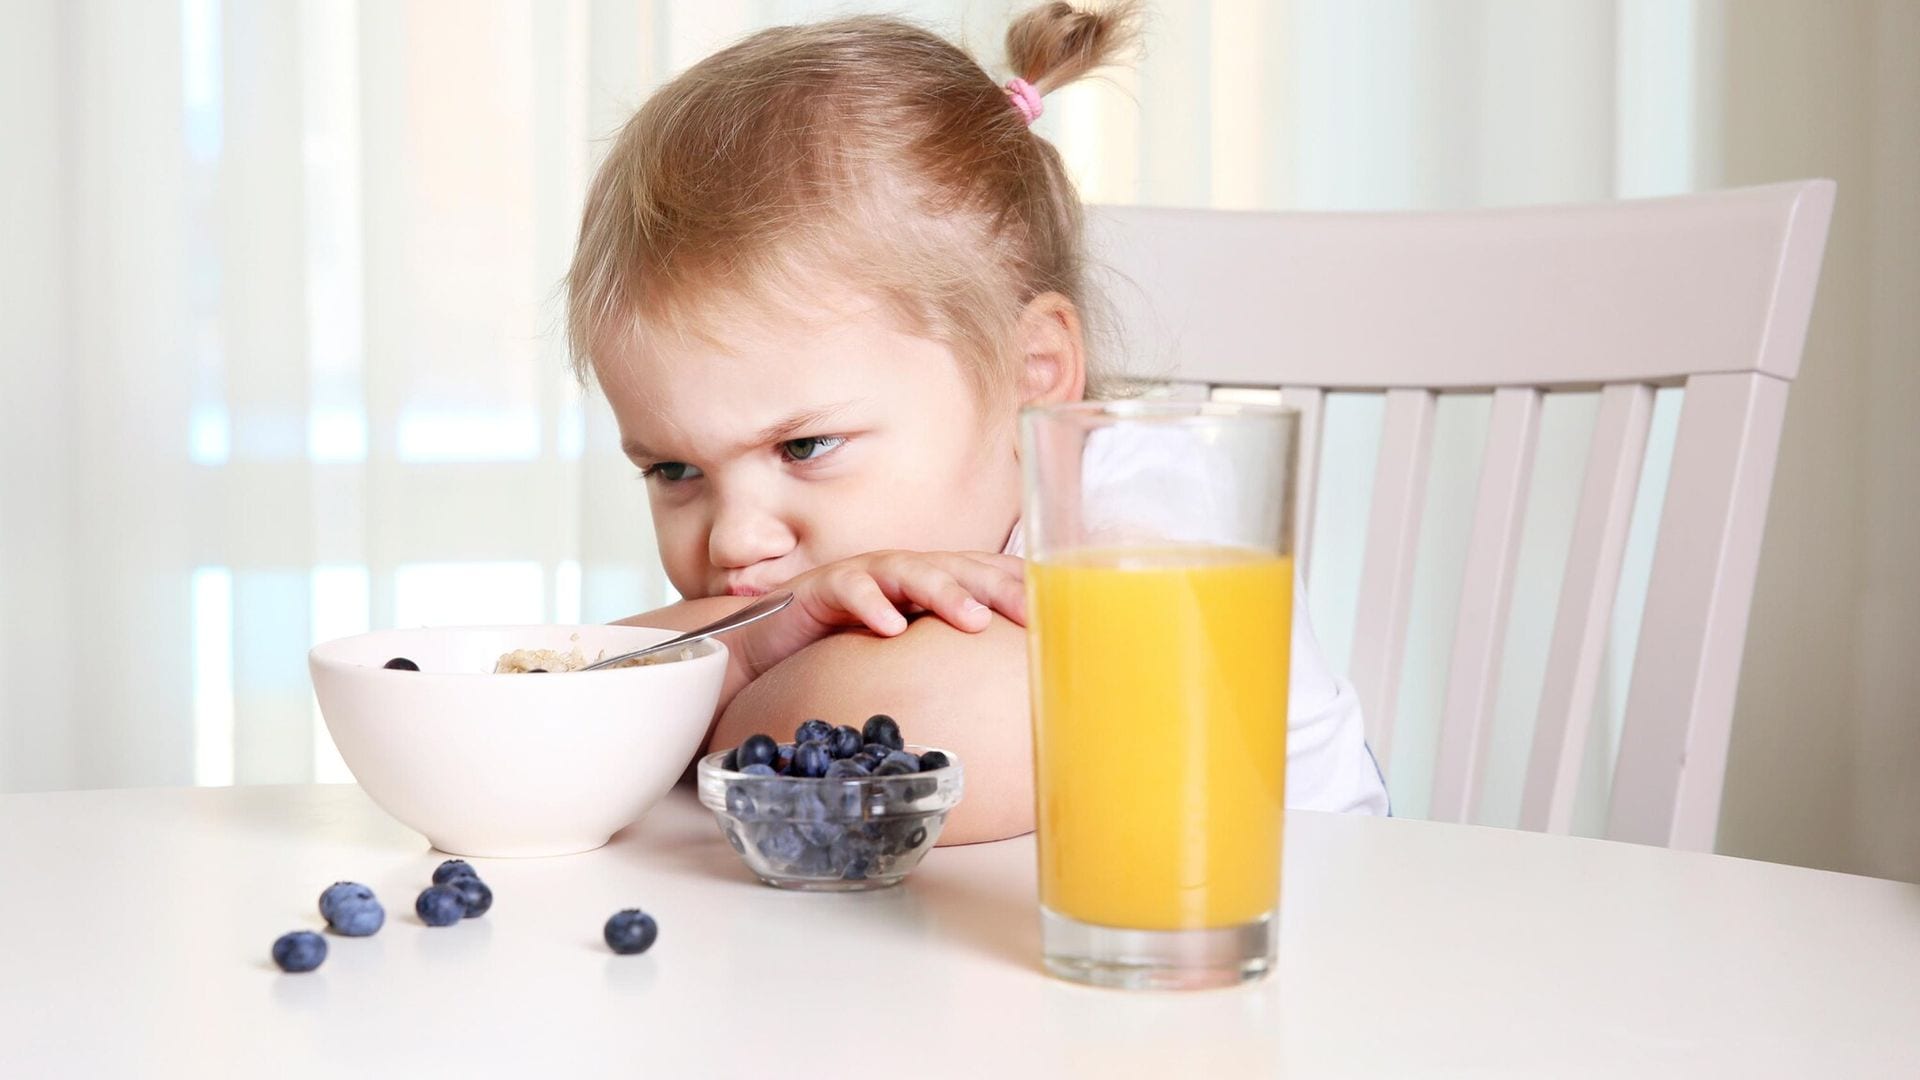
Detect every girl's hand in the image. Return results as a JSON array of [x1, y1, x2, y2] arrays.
[[728, 551, 1027, 680]]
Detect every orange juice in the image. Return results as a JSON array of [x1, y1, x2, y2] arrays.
[[1027, 547, 1291, 931]]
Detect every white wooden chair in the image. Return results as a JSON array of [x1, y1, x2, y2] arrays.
[[1088, 181, 1834, 851]]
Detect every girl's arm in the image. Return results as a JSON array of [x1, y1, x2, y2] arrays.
[[616, 552, 1029, 759], [710, 614, 1034, 846], [614, 596, 759, 715]]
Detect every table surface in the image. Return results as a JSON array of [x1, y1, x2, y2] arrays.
[[1, 784, 1915, 1078]]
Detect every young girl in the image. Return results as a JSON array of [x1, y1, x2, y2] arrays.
[[565, 2, 1388, 844]]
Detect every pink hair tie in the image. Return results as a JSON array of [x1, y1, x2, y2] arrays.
[[1005, 78, 1043, 126]]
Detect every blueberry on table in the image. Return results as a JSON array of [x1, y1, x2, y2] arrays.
[[272, 930, 327, 973], [432, 859, 476, 886], [604, 909, 659, 956], [318, 881, 372, 922], [737, 734, 779, 770], [740, 763, 778, 778], [917, 750, 951, 772], [321, 884, 385, 937], [448, 875, 492, 918], [862, 714, 903, 751], [415, 885, 466, 927], [824, 758, 870, 779], [795, 718, 834, 745], [828, 725, 863, 759], [382, 657, 419, 671], [791, 741, 832, 779]]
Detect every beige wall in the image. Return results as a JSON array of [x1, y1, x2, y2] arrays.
[[1716, 0, 1920, 883]]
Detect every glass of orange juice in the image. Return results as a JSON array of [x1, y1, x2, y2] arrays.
[[1020, 400, 1297, 990]]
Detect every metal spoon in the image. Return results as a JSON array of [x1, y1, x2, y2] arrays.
[[581, 591, 794, 671]]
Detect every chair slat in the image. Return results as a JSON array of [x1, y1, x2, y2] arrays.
[[1280, 386, 1325, 575], [1608, 372, 1791, 850], [1519, 383, 1655, 833], [1429, 388, 1543, 823], [1348, 388, 1437, 769]]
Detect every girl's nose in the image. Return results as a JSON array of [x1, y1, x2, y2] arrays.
[[707, 497, 797, 570]]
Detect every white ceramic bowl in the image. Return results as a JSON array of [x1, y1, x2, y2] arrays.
[[309, 625, 727, 858]]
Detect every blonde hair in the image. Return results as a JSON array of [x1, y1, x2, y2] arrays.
[[565, 2, 1142, 401]]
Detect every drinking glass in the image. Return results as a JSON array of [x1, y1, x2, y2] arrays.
[[1021, 400, 1298, 990]]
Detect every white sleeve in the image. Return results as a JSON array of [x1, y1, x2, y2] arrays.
[[1286, 572, 1391, 816]]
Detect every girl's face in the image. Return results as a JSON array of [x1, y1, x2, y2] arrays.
[[598, 290, 1025, 599]]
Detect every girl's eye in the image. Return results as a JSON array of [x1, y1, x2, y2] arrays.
[[642, 462, 703, 483], [780, 436, 846, 463]]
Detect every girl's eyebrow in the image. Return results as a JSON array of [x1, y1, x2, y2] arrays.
[[621, 400, 865, 464], [749, 400, 863, 449]]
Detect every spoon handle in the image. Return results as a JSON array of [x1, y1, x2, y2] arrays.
[[581, 591, 794, 671]]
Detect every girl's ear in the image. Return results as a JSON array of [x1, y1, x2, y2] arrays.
[[1016, 292, 1087, 407]]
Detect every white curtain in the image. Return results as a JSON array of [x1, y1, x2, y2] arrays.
[[6, 0, 1914, 883], [0, 0, 1710, 794]]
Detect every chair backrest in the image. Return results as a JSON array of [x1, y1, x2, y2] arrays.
[[1086, 181, 1834, 850]]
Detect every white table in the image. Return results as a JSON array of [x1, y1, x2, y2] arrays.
[[1, 784, 1914, 1078]]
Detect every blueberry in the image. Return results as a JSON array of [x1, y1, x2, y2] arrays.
[[737, 734, 779, 770], [794, 843, 838, 876], [448, 876, 492, 918], [834, 839, 873, 880], [906, 825, 928, 849], [917, 750, 952, 772], [828, 725, 864, 759], [875, 757, 915, 777], [862, 714, 903, 751], [824, 779, 866, 818], [382, 657, 419, 671], [604, 909, 658, 955], [325, 888, 385, 937], [432, 859, 476, 886], [774, 744, 795, 775], [791, 741, 831, 779], [881, 750, 922, 772], [861, 742, 893, 762], [757, 824, 806, 868], [318, 881, 372, 922], [851, 753, 879, 771], [272, 930, 327, 973], [415, 885, 466, 927], [824, 758, 870, 779], [725, 783, 754, 818], [795, 718, 833, 745], [759, 778, 800, 817], [721, 748, 739, 771], [739, 763, 777, 777]]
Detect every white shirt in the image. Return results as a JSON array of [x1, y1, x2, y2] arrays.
[[1005, 428, 1390, 817]]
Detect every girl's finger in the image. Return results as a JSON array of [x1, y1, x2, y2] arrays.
[[828, 570, 909, 636], [864, 556, 991, 633], [942, 553, 1030, 626]]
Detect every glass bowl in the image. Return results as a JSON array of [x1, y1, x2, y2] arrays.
[[695, 746, 964, 891]]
